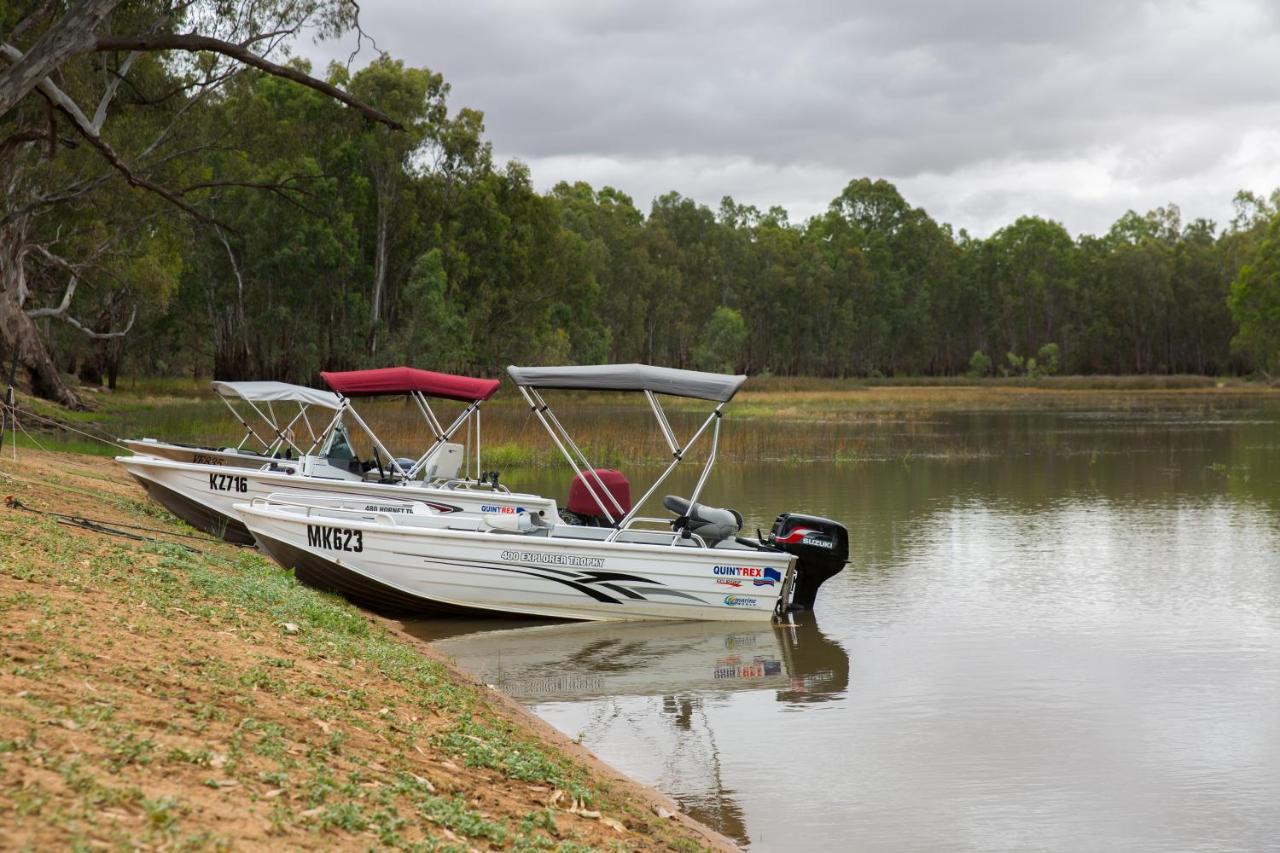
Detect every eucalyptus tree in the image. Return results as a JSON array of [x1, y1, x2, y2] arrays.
[[1228, 211, 1280, 374], [0, 0, 399, 406]]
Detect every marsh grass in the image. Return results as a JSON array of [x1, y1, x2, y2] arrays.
[[14, 376, 1280, 466]]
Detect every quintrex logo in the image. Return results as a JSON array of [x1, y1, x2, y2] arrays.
[[713, 565, 782, 587], [723, 595, 760, 608], [482, 505, 526, 514]]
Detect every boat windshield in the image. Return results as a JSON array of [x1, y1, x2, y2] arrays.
[[319, 423, 359, 464]]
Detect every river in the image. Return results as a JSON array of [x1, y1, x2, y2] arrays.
[[405, 407, 1280, 851]]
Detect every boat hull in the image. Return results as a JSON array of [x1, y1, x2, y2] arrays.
[[116, 455, 557, 543], [239, 502, 794, 622]]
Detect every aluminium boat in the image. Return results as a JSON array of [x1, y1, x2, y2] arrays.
[[117, 366, 556, 545], [236, 364, 849, 621]]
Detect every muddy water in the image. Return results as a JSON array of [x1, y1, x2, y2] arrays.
[[406, 408, 1280, 851]]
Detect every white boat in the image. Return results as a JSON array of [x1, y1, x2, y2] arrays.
[[236, 364, 849, 621], [118, 367, 556, 544], [121, 380, 344, 468]]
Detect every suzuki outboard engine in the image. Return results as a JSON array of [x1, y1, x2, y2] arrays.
[[768, 513, 849, 610]]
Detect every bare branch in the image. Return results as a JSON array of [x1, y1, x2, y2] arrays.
[[94, 32, 403, 130], [179, 179, 314, 197], [23, 256, 138, 340], [53, 94, 224, 227], [41, 303, 138, 339], [24, 274, 78, 318], [0, 127, 48, 161], [90, 50, 138, 131]]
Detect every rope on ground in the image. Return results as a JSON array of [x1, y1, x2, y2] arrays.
[[14, 414, 52, 453], [4, 495, 204, 554], [0, 398, 131, 452]]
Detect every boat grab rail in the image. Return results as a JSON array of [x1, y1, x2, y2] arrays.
[[249, 495, 408, 527], [437, 478, 511, 493], [604, 515, 707, 548]]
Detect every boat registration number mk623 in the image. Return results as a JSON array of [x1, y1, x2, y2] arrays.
[[208, 473, 247, 492], [306, 525, 364, 553]]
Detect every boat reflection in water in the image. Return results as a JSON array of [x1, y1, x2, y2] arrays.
[[419, 614, 848, 704], [411, 615, 848, 847]]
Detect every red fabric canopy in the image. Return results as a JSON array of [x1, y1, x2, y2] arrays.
[[320, 367, 500, 402]]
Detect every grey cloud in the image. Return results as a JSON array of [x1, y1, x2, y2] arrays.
[[312, 0, 1280, 234]]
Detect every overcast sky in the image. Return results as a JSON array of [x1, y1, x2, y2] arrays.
[[311, 0, 1280, 237]]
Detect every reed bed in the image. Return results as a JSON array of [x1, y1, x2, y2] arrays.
[[14, 378, 1280, 467]]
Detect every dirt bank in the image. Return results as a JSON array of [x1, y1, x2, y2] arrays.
[[0, 449, 735, 851]]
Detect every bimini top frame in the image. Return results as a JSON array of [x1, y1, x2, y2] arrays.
[[211, 380, 343, 458], [319, 367, 501, 481], [506, 363, 747, 528]]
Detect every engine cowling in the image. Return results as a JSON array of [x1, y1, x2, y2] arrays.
[[769, 512, 849, 610], [564, 468, 632, 526]]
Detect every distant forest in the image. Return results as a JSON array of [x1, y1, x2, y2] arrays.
[[7, 6, 1280, 404]]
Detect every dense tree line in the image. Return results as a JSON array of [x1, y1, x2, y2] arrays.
[[6, 15, 1280, 397]]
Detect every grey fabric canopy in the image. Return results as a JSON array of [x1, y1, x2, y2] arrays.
[[212, 381, 343, 410], [506, 364, 747, 403]]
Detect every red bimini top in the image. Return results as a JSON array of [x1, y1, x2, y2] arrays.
[[320, 367, 501, 403]]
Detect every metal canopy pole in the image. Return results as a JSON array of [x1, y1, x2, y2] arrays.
[[299, 405, 318, 444], [344, 403, 408, 478], [645, 390, 680, 454], [410, 392, 446, 441], [238, 396, 289, 453], [617, 404, 724, 528], [405, 400, 481, 479], [271, 406, 312, 457], [222, 396, 271, 451], [686, 412, 721, 505], [531, 388, 628, 520], [305, 406, 345, 456], [519, 385, 617, 525]]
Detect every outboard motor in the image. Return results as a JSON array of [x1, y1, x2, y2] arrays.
[[563, 468, 632, 526], [768, 513, 849, 610]]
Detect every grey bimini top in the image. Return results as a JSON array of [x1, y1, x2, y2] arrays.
[[506, 363, 747, 403]]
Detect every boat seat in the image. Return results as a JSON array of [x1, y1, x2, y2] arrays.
[[662, 495, 743, 546]]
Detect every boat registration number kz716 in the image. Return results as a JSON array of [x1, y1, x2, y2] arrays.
[[307, 525, 364, 553], [208, 473, 247, 492]]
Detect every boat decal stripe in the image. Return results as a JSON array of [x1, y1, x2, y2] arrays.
[[473, 564, 623, 604], [625, 586, 707, 603], [599, 582, 646, 600], [578, 571, 666, 586]]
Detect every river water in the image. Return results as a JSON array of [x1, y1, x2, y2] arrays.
[[406, 407, 1280, 851]]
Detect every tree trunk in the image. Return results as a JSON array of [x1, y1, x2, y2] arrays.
[[0, 0, 123, 117], [0, 222, 84, 409], [368, 182, 391, 357], [0, 286, 84, 409]]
